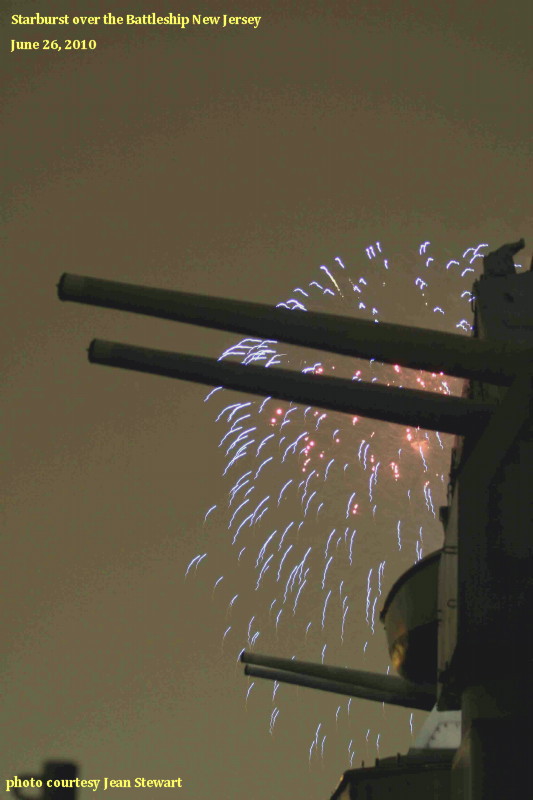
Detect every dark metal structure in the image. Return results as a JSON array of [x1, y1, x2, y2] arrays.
[[9, 762, 78, 800], [57, 273, 526, 387], [57, 239, 532, 799]]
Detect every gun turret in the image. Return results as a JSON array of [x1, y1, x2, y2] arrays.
[[57, 239, 533, 800]]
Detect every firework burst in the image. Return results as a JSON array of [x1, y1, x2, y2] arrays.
[[187, 238, 490, 765]]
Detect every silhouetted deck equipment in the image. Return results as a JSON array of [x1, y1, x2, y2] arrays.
[[9, 762, 78, 800]]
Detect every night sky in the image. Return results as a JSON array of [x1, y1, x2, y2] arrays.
[[2, 1, 531, 798]]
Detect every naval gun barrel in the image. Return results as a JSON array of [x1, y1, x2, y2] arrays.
[[88, 339, 496, 435], [241, 651, 436, 711], [58, 274, 531, 385]]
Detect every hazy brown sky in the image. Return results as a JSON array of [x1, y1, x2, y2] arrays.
[[2, 1, 531, 798]]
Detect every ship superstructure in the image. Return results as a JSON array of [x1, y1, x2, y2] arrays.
[[57, 239, 532, 799]]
